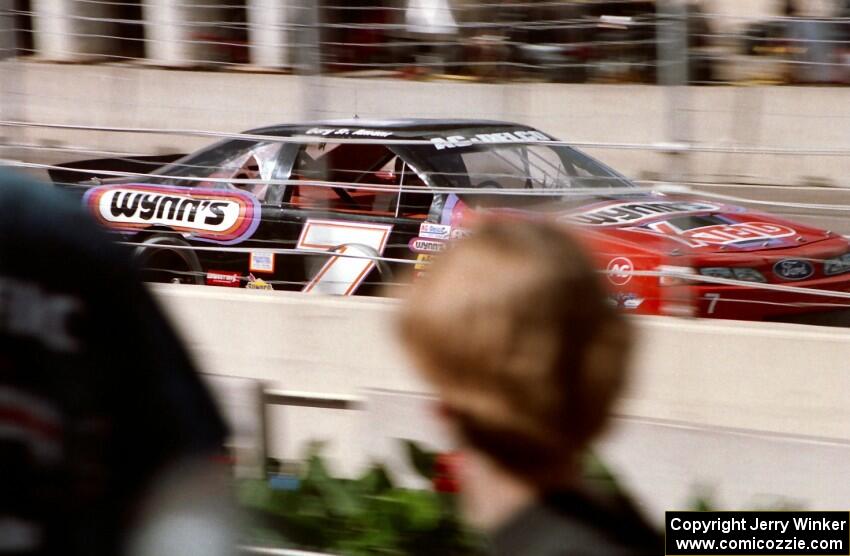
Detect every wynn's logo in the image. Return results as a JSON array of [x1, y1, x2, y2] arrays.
[[84, 184, 260, 244]]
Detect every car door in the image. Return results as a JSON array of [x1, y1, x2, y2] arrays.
[[275, 141, 433, 296]]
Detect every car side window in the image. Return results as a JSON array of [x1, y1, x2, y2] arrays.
[[287, 143, 431, 219], [225, 142, 283, 203], [394, 159, 433, 219]]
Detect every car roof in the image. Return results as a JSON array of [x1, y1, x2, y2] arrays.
[[247, 118, 538, 139]]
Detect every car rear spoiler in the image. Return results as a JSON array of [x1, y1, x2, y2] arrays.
[[47, 153, 184, 185]]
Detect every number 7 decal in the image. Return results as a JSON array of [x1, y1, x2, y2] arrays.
[[704, 293, 721, 315], [296, 219, 394, 295]]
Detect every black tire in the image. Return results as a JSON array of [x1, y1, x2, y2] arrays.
[[134, 234, 204, 285]]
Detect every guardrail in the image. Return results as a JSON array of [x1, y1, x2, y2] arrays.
[[264, 389, 362, 410], [203, 375, 365, 476], [6, 1, 849, 85]]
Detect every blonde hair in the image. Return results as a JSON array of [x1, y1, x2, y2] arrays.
[[399, 219, 630, 487]]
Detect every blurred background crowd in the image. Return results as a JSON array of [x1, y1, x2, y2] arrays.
[[3, 0, 850, 85]]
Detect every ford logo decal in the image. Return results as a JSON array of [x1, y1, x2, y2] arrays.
[[773, 259, 814, 281]]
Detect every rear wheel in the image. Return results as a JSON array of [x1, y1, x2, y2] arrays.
[[134, 234, 204, 285]]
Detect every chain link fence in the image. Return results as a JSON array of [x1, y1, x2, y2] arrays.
[[2, 1, 849, 83], [1, 1, 850, 321], [1, 1, 848, 186]]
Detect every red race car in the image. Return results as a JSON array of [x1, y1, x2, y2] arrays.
[[52, 119, 850, 320], [445, 194, 850, 320]]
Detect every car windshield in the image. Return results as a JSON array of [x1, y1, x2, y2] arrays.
[[401, 140, 634, 207]]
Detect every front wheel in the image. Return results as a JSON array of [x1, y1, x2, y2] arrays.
[[134, 234, 204, 285]]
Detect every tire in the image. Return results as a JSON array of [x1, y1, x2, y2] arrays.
[[134, 234, 204, 285]]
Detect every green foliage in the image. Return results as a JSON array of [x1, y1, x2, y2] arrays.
[[580, 451, 624, 497], [403, 439, 436, 480], [240, 441, 794, 555], [239, 441, 484, 555], [685, 485, 801, 513]]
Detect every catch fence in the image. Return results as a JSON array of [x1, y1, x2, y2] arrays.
[[2, 1, 849, 84], [1, 1, 850, 321]]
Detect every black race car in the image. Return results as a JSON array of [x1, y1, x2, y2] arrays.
[[54, 119, 566, 295]]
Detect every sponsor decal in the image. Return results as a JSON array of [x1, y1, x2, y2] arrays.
[[414, 254, 434, 270], [409, 237, 446, 254], [83, 184, 260, 245], [566, 201, 722, 227], [773, 259, 814, 281], [645, 221, 796, 248], [305, 127, 393, 137], [249, 251, 275, 273], [622, 295, 644, 310], [612, 293, 644, 310], [206, 270, 241, 287], [431, 130, 551, 150], [450, 227, 470, 240], [246, 274, 274, 290], [606, 257, 634, 286], [296, 219, 394, 296], [419, 222, 452, 240]]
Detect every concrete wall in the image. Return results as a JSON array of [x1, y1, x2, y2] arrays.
[[2, 61, 849, 187], [151, 285, 850, 517], [152, 285, 850, 440]]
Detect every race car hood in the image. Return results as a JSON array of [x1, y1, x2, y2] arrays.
[[556, 193, 834, 255]]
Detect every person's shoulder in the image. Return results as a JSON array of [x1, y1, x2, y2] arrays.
[[0, 169, 137, 295], [1, 169, 89, 226], [490, 491, 661, 556], [0, 170, 123, 257]]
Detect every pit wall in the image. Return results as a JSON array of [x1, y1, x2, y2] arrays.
[[152, 285, 850, 520]]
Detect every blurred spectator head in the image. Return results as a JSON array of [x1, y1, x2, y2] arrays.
[[399, 219, 631, 489]]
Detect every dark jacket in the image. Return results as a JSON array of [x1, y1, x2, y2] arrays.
[[490, 489, 661, 556], [0, 170, 227, 555]]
